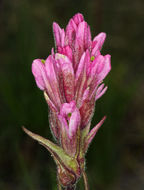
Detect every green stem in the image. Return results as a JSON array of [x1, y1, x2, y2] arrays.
[[83, 171, 89, 190]]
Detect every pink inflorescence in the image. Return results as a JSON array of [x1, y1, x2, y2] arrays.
[[29, 13, 111, 188]]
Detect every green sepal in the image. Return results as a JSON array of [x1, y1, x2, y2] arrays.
[[22, 127, 79, 175]]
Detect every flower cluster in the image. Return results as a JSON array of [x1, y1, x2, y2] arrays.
[[23, 13, 111, 189]]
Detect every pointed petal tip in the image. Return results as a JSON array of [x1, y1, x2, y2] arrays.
[[84, 116, 107, 152], [73, 13, 84, 23], [94, 32, 106, 41], [100, 32, 106, 38], [53, 21, 57, 27]]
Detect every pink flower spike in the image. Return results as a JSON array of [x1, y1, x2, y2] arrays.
[[84, 116, 106, 152], [95, 84, 108, 101], [28, 13, 112, 188]]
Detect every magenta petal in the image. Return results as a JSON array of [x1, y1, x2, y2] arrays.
[[84, 116, 106, 152], [53, 22, 65, 48], [82, 87, 90, 102], [58, 115, 70, 154], [79, 94, 95, 128], [73, 13, 84, 25], [44, 91, 57, 112], [84, 25, 92, 50], [92, 32, 106, 56], [75, 51, 88, 107], [65, 19, 77, 47], [69, 107, 81, 138], [58, 101, 81, 156], [97, 54, 111, 83], [56, 54, 75, 103], [65, 13, 84, 46], [32, 59, 46, 90], [53, 22, 62, 47], [49, 110, 61, 141], [57, 46, 72, 61], [58, 114, 69, 134], [74, 21, 87, 67], [64, 46, 73, 61], [75, 52, 86, 83], [60, 101, 76, 117], [45, 55, 62, 108]]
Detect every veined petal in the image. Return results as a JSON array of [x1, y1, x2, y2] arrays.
[[82, 87, 90, 102], [79, 93, 95, 128], [92, 32, 106, 56], [84, 25, 92, 50], [49, 110, 64, 141], [53, 22, 65, 47], [58, 114, 71, 155], [58, 114, 69, 136], [44, 91, 57, 112], [86, 55, 105, 95], [75, 50, 90, 107], [45, 55, 62, 108], [58, 101, 81, 157], [84, 116, 106, 152], [32, 59, 46, 90], [32, 59, 56, 105], [75, 52, 86, 83], [69, 107, 81, 138], [73, 13, 84, 25], [97, 54, 111, 83], [57, 45, 72, 61], [60, 101, 76, 118], [74, 21, 88, 69], [55, 54, 75, 103], [65, 13, 84, 46], [65, 19, 77, 47]]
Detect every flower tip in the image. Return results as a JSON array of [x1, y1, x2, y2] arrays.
[[100, 32, 106, 39], [53, 21, 58, 28], [73, 13, 84, 23], [93, 32, 107, 49], [102, 115, 107, 122]]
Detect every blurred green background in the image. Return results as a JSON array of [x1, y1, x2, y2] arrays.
[[0, 0, 144, 189]]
